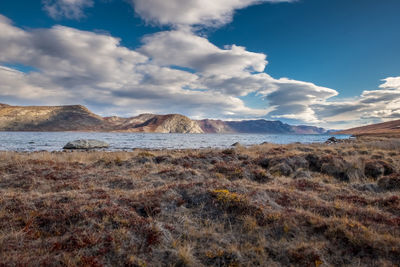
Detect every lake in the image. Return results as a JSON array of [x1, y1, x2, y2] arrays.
[[0, 132, 350, 151]]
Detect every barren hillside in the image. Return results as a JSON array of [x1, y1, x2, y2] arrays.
[[336, 120, 400, 136]]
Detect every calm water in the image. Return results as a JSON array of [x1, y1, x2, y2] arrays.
[[0, 132, 350, 151]]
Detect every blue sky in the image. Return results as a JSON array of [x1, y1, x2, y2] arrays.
[[0, 0, 399, 129]]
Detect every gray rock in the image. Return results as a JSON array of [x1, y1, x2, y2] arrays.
[[328, 137, 338, 142], [63, 139, 109, 149], [325, 136, 340, 144], [231, 142, 241, 147]]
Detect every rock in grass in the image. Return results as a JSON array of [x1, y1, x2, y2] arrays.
[[63, 139, 109, 150], [325, 136, 339, 144]]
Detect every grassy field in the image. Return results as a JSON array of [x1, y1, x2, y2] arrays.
[[0, 137, 399, 266]]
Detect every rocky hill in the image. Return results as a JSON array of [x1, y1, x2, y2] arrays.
[[0, 103, 328, 134], [0, 104, 106, 131], [0, 104, 203, 133], [336, 119, 400, 136], [105, 114, 203, 133]]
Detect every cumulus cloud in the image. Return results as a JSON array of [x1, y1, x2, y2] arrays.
[[0, 15, 270, 118], [380, 76, 400, 89], [130, 0, 294, 27], [3, 12, 397, 127], [140, 30, 267, 75], [138, 29, 337, 122], [42, 0, 94, 20]]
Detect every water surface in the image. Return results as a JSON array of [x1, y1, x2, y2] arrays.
[[0, 132, 350, 151]]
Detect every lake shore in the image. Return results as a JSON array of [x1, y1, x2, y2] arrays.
[[0, 137, 399, 266]]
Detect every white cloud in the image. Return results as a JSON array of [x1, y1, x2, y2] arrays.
[[138, 29, 338, 121], [42, 0, 94, 20], [0, 15, 270, 118], [379, 76, 400, 89], [312, 77, 400, 128], [265, 78, 338, 122], [4, 13, 398, 128], [130, 0, 294, 27], [0, 66, 63, 101], [139, 30, 267, 75]]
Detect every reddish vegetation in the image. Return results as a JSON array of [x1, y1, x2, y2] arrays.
[[336, 119, 400, 136], [0, 137, 399, 266]]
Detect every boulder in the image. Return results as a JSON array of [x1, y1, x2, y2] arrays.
[[325, 137, 339, 144], [63, 139, 109, 149]]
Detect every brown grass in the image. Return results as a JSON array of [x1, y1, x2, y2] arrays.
[[0, 138, 399, 266]]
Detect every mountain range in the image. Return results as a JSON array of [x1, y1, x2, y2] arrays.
[[0, 103, 329, 134]]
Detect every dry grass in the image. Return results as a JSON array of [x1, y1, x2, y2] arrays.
[[0, 138, 399, 266]]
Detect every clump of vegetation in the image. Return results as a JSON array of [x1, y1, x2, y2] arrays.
[[0, 136, 399, 266]]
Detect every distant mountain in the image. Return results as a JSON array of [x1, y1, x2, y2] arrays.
[[335, 120, 400, 135], [0, 103, 328, 134], [0, 103, 203, 133], [104, 114, 203, 133], [197, 119, 327, 134]]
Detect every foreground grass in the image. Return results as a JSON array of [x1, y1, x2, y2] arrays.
[[0, 137, 399, 266]]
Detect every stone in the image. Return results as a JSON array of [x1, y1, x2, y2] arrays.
[[63, 139, 109, 149], [325, 136, 340, 144]]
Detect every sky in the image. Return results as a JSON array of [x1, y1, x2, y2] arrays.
[[0, 0, 399, 129]]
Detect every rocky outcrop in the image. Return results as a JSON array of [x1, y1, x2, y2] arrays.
[[63, 139, 110, 149], [105, 114, 203, 133], [155, 114, 203, 133]]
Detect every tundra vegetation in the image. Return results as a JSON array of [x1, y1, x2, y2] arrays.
[[0, 136, 399, 266]]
